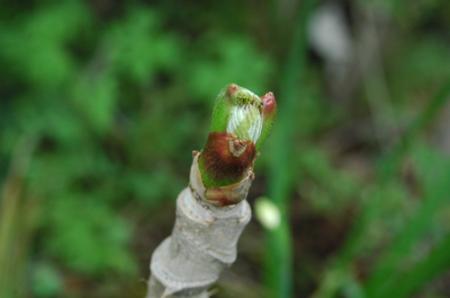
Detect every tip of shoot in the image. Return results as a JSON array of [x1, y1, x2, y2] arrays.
[[200, 84, 276, 189]]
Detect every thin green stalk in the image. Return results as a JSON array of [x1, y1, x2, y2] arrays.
[[265, 1, 316, 297]]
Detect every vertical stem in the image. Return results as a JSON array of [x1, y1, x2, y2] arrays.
[[265, 1, 316, 297], [147, 153, 253, 297]]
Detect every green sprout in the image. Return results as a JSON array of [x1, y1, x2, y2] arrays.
[[198, 83, 277, 192]]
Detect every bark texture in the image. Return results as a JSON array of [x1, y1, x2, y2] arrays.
[[147, 154, 253, 298]]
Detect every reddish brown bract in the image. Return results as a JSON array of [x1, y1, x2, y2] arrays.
[[201, 132, 256, 182]]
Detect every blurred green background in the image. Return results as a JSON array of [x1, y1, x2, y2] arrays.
[[1, 0, 450, 297]]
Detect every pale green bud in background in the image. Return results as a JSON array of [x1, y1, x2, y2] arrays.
[[255, 197, 281, 230]]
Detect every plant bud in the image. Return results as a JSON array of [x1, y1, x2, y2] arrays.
[[199, 84, 276, 189]]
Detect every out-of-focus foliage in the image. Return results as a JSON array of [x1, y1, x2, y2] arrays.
[[0, 0, 449, 297]]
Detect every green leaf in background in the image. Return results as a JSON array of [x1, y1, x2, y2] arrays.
[[106, 8, 181, 83], [0, 2, 90, 89], [71, 70, 118, 133], [46, 194, 135, 275]]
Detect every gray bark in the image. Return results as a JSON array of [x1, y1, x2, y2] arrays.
[[147, 154, 253, 298]]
